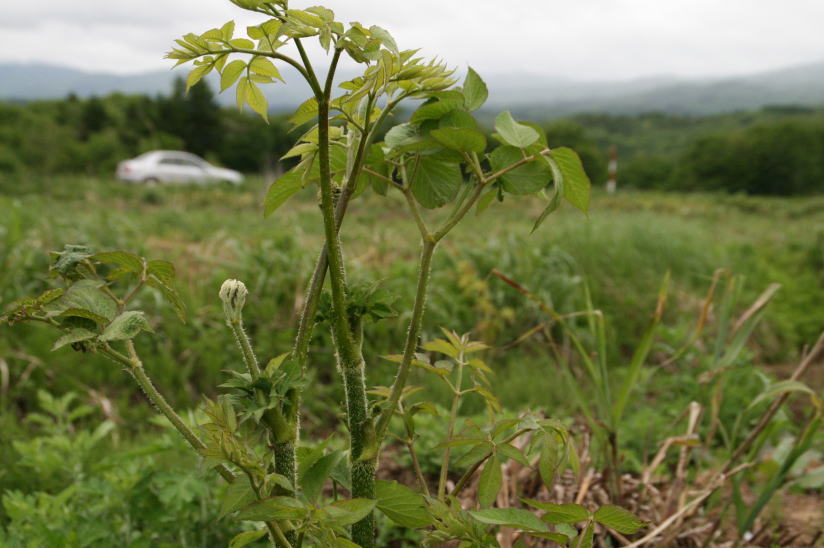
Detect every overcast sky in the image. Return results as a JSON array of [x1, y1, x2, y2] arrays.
[[2, 0, 823, 81]]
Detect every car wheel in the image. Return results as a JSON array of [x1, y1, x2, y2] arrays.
[[142, 177, 160, 186]]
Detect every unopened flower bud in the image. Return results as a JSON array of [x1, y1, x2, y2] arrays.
[[219, 279, 248, 323]]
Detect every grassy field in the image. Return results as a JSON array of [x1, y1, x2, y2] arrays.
[[1, 175, 822, 544]]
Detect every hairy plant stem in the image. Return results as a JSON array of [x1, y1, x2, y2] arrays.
[[229, 319, 261, 378], [308, 48, 376, 547], [375, 239, 436, 443], [438, 352, 465, 498], [376, 178, 488, 442], [102, 345, 236, 483]]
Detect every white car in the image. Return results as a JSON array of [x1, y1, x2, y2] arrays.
[[116, 151, 243, 185]]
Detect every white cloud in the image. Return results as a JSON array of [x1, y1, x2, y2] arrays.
[[0, 0, 822, 79]]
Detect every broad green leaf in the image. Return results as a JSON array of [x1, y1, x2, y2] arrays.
[[281, 142, 317, 160], [100, 311, 152, 341], [306, 5, 335, 22], [144, 276, 186, 322], [264, 170, 303, 217], [220, 20, 236, 41], [537, 441, 561, 486], [229, 38, 255, 49], [421, 338, 459, 358], [439, 109, 478, 130], [147, 260, 175, 286], [93, 251, 143, 274], [229, 530, 267, 548], [463, 67, 488, 111], [375, 480, 433, 528], [250, 57, 283, 81], [245, 81, 269, 122], [478, 455, 502, 507], [430, 127, 486, 154], [236, 77, 249, 110], [528, 532, 573, 543], [220, 481, 256, 518], [186, 65, 212, 91], [550, 147, 591, 214], [410, 99, 461, 124], [221, 60, 246, 91], [470, 508, 549, 532], [370, 25, 398, 53], [289, 97, 319, 126], [407, 156, 463, 209], [326, 498, 377, 527], [286, 9, 324, 28], [384, 123, 420, 149], [489, 146, 551, 195], [44, 280, 117, 324], [593, 505, 647, 535], [524, 501, 589, 524], [497, 443, 531, 467], [302, 451, 342, 501], [494, 111, 539, 148], [236, 496, 306, 521], [52, 328, 97, 351]]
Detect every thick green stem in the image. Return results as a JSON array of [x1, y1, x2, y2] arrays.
[[311, 48, 376, 547]]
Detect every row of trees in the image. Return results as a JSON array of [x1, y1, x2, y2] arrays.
[[577, 108, 824, 195], [0, 78, 294, 177], [1, 80, 822, 195]]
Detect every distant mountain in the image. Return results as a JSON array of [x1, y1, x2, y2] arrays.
[[2, 60, 824, 116]]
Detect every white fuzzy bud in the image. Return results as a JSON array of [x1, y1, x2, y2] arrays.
[[219, 279, 248, 323]]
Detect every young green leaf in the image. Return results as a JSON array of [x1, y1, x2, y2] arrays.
[[593, 505, 647, 535], [325, 499, 378, 527], [478, 454, 503, 507], [236, 496, 306, 521], [100, 311, 152, 342], [186, 65, 212, 91], [249, 57, 283, 81], [470, 508, 549, 532], [221, 60, 247, 91], [550, 147, 591, 214], [93, 251, 144, 274], [523, 500, 589, 523], [494, 111, 539, 148], [229, 530, 268, 548], [52, 328, 97, 351], [496, 443, 531, 467], [301, 451, 342, 502], [44, 280, 117, 324], [245, 81, 269, 122], [375, 480, 433, 528], [463, 67, 489, 111], [220, 481, 257, 519], [289, 97, 319, 126], [264, 170, 304, 217]]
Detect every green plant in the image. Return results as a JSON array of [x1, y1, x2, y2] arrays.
[[1, 390, 237, 547], [1, 1, 650, 547]]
